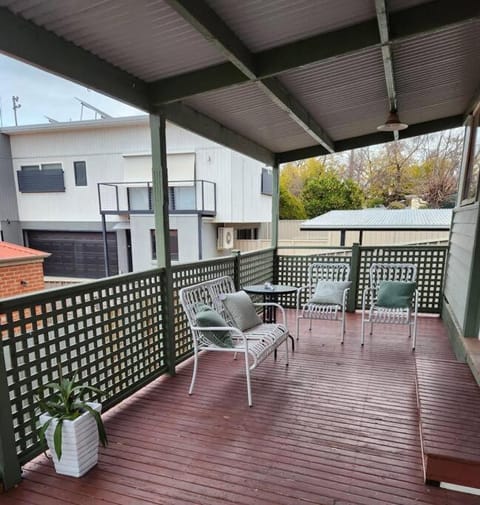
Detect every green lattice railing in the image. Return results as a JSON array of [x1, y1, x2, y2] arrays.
[[0, 269, 167, 468], [276, 244, 448, 313], [0, 245, 448, 490]]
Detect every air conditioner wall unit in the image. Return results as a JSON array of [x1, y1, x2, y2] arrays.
[[217, 227, 234, 250]]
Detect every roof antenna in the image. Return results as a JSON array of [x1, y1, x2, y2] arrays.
[[75, 98, 112, 120], [12, 96, 21, 126], [45, 116, 59, 123]]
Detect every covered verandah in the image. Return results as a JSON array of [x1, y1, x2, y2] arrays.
[[1, 0, 480, 503]]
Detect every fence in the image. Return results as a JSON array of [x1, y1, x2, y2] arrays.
[[0, 244, 445, 490]]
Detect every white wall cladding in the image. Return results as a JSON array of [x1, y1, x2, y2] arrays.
[[7, 118, 271, 231]]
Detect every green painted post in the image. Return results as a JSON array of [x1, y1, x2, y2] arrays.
[[271, 164, 279, 250], [150, 114, 176, 376], [348, 243, 361, 312], [0, 344, 21, 491], [232, 250, 241, 290], [271, 164, 280, 283]]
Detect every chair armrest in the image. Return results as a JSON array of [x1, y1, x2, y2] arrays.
[[342, 287, 350, 307], [362, 286, 376, 310], [296, 285, 313, 308], [254, 302, 286, 326]]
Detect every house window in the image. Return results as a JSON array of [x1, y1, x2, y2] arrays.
[[74, 161, 87, 186], [461, 113, 480, 204], [261, 168, 273, 195], [17, 162, 65, 193], [150, 229, 179, 261], [237, 228, 258, 240]]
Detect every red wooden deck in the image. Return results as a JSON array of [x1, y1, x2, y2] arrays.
[[4, 312, 480, 505], [416, 358, 480, 488]]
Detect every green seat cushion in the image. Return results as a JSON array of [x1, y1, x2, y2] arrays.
[[195, 305, 234, 348], [376, 281, 416, 309], [310, 280, 351, 305], [221, 291, 262, 331]]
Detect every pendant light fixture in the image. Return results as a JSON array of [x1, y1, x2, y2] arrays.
[[377, 110, 408, 132]]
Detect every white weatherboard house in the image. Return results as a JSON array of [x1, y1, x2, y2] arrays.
[[0, 116, 272, 278]]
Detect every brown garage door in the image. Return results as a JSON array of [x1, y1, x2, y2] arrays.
[[26, 230, 118, 279]]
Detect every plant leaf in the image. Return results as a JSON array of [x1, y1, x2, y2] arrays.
[[53, 419, 63, 460], [82, 404, 108, 447]]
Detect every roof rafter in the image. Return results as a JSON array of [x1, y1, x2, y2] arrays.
[[158, 102, 275, 166], [0, 7, 149, 111], [375, 0, 399, 141], [275, 115, 464, 164], [149, 0, 479, 105], [162, 0, 334, 153]]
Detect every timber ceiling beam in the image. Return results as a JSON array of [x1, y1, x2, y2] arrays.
[[160, 0, 335, 152], [275, 115, 464, 164], [158, 102, 275, 166], [375, 0, 399, 141], [150, 0, 479, 104], [0, 7, 149, 111]]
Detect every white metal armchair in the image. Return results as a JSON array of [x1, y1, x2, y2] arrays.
[[361, 263, 418, 349], [296, 262, 351, 343]]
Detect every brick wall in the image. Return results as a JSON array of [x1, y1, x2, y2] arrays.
[[0, 261, 46, 299]]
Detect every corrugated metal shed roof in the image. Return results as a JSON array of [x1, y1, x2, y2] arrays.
[[301, 209, 453, 230], [0, 1, 478, 163]]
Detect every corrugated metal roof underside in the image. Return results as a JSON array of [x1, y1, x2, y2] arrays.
[[301, 209, 453, 230], [0, 0, 227, 81], [279, 47, 388, 142], [184, 82, 315, 153], [206, 0, 376, 52], [394, 21, 480, 125]]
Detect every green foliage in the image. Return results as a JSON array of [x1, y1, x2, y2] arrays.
[[279, 186, 306, 219], [301, 172, 364, 218], [387, 201, 406, 209], [37, 371, 107, 460]]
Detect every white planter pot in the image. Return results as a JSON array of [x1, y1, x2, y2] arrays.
[[39, 402, 102, 477]]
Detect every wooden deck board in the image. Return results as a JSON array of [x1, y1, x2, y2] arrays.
[[416, 357, 480, 488], [5, 312, 480, 504]]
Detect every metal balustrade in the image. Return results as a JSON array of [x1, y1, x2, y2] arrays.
[[0, 245, 446, 490]]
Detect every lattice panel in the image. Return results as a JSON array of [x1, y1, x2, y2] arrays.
[[172, 257, 236, 362], [0, 269, 166, 464], [357, 247, 448, 313], [277, 252, 353, 307], [239, 248, 275, 287]]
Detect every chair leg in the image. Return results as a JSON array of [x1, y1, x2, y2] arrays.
[[309, 317, 312, 331], [341, 312, 345, 344], [370, 321, 373, 336], [412, 314, 418, 351], [361, 314, 365, 346], [244, 350, 253, 407], [285, 335, 289, 366], [296, 316, 300, 341], [189, 350, 199, 395]]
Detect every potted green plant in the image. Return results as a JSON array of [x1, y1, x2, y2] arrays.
[[37, 371, 108, 477]]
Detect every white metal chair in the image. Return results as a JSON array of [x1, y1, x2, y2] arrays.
[[179, 276, 289, 407], [361, 263, 418, 349], [296, 262, 351, 343]]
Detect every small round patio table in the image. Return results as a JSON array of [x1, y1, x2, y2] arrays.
[[242, 284, 297, 351]]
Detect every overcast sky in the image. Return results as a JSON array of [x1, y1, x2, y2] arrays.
[[0, 54, 144, 127]]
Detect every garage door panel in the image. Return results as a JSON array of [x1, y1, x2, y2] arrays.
[[26, 231, 118, 279]]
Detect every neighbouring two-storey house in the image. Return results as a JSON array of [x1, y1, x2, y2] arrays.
[[0, 116, 272, 278]]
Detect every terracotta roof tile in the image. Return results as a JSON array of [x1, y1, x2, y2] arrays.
[[0, 242, 49, 260]]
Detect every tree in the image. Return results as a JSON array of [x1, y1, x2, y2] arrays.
[[279, 186, 307, 219], [301, 171, 364, 218]]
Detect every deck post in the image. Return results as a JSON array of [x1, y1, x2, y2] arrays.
[[271, 163, 279, 283], [0, 343, 22, 491], [232, 250, 241, 290], [348, 243, 361, 312], [150, 114, 176, 376]]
